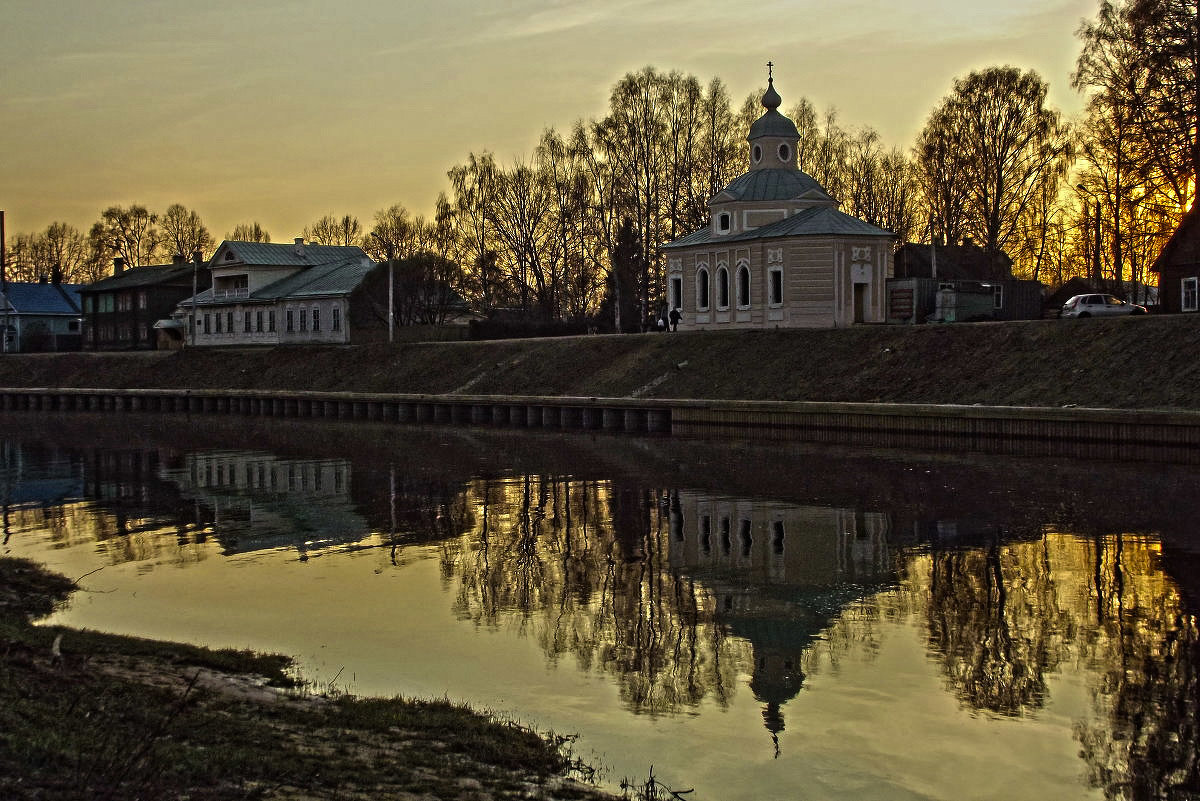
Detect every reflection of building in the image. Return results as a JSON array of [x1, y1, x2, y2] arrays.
[[669, 490, 895, 752], [160, 452, 366, 556]]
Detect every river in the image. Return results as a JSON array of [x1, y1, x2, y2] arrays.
[[2, 413, 1198, 800]]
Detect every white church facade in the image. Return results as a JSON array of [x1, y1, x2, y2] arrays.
[[661, 70, 895, 329]]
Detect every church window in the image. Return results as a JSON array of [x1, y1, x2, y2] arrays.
[[736, 263, 751, 308], [718, 212, 731, 232], [696, 266, 711, 311], [716, 265, 730, 310], [778, 143, 790, 162], [769, 266, 784, 306], [752, 144, 762, 164], [669, 275, 683, 311]]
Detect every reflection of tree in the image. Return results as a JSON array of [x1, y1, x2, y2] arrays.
[[923, 535, 1068, 716], [440, 477, 747, 715], [1075, 535, 1200, 801]]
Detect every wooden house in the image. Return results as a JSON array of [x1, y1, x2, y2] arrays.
[[80, 256, 208, 351], [1151, 207, 1200, 314]]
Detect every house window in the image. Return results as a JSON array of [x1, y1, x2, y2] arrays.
[[312, 306, 320, 332], [83, 296, 93, 313], [226, 311, 233, 332], [244, 311, 252, 333], [204, 314, 211, 334], [736, 264, 751, 308], [286, 309, 294, 332], [716, 265, 730, 310], [256, 311, 263, 333], [299, 308, 307, 332], [269, 311, 276, 332], [993, 284, 1004, 310], [772, 521, 785, 555], [332, 307, 341, 331], [137, 291, 147, 310], [1184, 277, 1199, 312], [769, 266, 783, 306], [138, 323, 148, 342], [215, 313, 222, 333], [696, 267, 710, 311]]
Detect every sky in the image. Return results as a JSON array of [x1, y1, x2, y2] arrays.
[[2, 0, 1098, 245]]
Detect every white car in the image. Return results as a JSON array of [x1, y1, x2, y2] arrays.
[[1061, 293, 1147, 318]]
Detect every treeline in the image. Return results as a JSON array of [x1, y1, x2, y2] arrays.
[[4, 0, 1194, 319]]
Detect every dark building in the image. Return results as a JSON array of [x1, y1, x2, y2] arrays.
[[1151, 207, 1200, 314], [887, 242, 1044, 323], [79, 256, 210, 351]]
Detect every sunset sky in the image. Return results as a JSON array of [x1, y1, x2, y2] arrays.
[[2, 0, 1097, 245]]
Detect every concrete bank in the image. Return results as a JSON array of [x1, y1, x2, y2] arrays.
[[3, 386, 1199, 463]]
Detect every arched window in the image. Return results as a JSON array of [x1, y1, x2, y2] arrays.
[[737, 264, 751, 308], [696, 266, 710, 311], [716, 265, 730, 310]]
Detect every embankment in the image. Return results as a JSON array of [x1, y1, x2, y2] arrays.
[[1, 316, 1198, 410]]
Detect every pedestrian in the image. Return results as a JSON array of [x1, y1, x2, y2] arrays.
[[669, 307, 681, 332]]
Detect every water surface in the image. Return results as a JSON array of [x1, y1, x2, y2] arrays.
[[3, 414, 1198, 800]]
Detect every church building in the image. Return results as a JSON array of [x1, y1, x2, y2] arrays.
[[661, 68, 894, 328]]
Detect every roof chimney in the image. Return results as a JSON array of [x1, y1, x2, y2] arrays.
[[172, 253, 185, 265], [294, 237, 305, 257], [113, 257, 125, 275]]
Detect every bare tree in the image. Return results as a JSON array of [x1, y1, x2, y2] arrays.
[[919, 67, 1072, 276], [88, 205, 161, 267], [228, 222, 271, 242], [160, 203, 213, 260], [303, 214, 363, 246]]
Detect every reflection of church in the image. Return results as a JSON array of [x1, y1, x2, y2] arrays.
[[669, 490, 894, 753]]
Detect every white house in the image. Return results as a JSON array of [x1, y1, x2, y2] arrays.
[[661, 70, 895, 328], [177, 239, 374, 346]]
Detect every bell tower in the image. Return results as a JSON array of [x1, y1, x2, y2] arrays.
[[747, 62, 800, 171]]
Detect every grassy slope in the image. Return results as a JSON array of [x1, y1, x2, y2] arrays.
[[0, 558, 612, 800], [1, 316, 1198, 410]]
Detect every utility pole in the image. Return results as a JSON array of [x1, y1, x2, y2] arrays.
[[191, 249, 203, 347], [387, 244, 394, 344], [1, 210, 8, 354]]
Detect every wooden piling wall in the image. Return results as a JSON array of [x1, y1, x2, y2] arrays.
[[2, 387, 1198, 462]]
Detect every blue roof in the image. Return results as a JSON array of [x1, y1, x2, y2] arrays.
[[0, 282, 83, 314], [662, 205, 893, 250]]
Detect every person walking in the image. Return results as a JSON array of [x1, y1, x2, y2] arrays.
[[669, 307, 681, 332]]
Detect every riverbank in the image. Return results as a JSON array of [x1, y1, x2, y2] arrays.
[[1, 316, 1199, 410], [0, 557, 616, 801]]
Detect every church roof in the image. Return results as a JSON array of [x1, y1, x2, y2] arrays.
[[662, 205, 893, 250], [748, 109, 800, 141], [714, 168, 833, 205]]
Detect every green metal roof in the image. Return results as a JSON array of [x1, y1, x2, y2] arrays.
[[715, 167, 832, 204], [748, 109, 800, 141], [662, 205, 893, 250], [187, 255, 374, 306], [214, 241, 368, 268]]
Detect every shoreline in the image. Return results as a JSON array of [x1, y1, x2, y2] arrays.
[[0, 557, 620, 800]]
